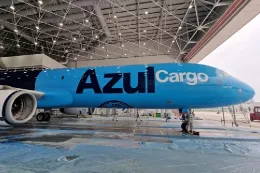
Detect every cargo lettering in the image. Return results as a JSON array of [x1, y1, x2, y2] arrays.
[[155, 70, 208, 85]]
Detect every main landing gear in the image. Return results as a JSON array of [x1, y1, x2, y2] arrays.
[[36, 112, 51, 122]]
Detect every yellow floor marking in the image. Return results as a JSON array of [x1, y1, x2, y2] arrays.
[[160, 131, 164, 135]]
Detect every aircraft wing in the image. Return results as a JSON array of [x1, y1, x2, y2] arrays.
[[0, 85, 74, 109], [0, 85, 45, 99]]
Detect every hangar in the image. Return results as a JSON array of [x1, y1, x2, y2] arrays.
[[0, 0, 256, 67], [0, 0, 260, 172]]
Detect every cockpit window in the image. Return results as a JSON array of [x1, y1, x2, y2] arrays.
[[221, 71, 230, 76], [216, 69, 230, 77]]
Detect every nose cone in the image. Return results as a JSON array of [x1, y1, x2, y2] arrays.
[[241, 82, 255, 101], [235, 79, 255, 102]]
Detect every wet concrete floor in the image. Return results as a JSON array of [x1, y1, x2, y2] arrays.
[[1, 115, 260, 173]]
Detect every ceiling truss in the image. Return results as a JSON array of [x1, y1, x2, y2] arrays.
[[0, 0, 233, 63]]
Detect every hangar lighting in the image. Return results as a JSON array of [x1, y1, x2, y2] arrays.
[[16, 44, 20, 47], [0, 0, 233, 62], [0, 46, 4, 49], [38, 0, 43, 5], [82, 48, 86, 51], [10, 5, 15, 10]]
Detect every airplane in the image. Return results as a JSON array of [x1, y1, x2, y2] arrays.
[[0, 62, 255, 125]]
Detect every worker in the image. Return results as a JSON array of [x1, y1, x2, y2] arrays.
[[136, 109, 142, 121], [112, 109, 118, 121], [165, 113, 170, 122], [77, 110, 82, 118], [186, 109, 192, 133], [181, 108, 188, 120], [186, 109, 196, 133], [190, 110, 195, 132], [180, 109, 191, 133]]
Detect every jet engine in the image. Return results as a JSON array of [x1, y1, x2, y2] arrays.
[[60, 108, 96, 115], [0, 90, 37, 125]]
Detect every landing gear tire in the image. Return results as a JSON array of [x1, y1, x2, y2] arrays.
[[44, 113, 51, 121], [250, 117, 254, 121], [36, 113, 45, 122], [36, 113, 51, 122]]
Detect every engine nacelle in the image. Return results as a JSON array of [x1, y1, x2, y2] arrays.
[[60, 108, 96, 115], [0, 90, 37, 125]]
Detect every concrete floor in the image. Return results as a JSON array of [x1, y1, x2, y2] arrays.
[[1, 113, 260, 173]]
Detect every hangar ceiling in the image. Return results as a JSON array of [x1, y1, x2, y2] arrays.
[[0, 0, 233, 64]]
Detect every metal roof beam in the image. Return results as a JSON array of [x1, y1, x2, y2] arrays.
[[94, 4, 111, 39], [0, 21, 34, 43], [215, 1, 232, 7], [137, 0, 140, 57], [0, 0, 23, 7], [1, 0, 95, 21], [19, 12, 88, 26], [199, 0, 214, 6], [200, 0, 231, 7], [156, 0, 166, 39]]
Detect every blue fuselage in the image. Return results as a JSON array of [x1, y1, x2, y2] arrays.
[[0, 63, 255, 109]]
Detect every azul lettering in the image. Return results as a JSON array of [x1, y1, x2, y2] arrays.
[[155, 70, 209, 85], [76, 67, 155, 94], [76, 69, 102, 93], [103, 73, 122, 93]]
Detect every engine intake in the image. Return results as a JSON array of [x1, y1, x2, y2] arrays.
[[0, 90, 37, 125]]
